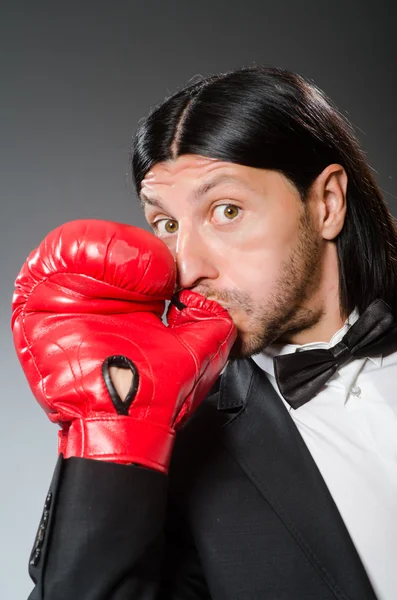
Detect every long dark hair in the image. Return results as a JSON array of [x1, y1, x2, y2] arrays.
[[132, 65, 397, 316]]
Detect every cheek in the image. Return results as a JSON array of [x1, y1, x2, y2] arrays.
[[213, 222, 298, 299]]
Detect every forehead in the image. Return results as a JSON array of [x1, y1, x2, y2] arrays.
[[140, 154, 260, 200], [139, 155, 299, 209], [142, 155, 236, 184]]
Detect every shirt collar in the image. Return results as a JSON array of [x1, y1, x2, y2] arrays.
[[252, 308, 382, 380]]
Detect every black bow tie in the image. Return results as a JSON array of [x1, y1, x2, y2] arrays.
[[273, 299, 397, 410]]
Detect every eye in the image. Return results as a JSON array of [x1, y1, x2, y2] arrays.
[[212, 204, 241, 224], [152, 218, 179, 237]]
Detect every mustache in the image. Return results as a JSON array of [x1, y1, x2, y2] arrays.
[[179, 285, 253, 312]]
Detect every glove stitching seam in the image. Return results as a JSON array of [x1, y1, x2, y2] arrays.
[[20, 272, 170, 307], [102, 233, 116, 281], [132, 249, 154, 290]]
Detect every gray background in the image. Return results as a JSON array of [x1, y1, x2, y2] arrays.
[[1, 1, 396, 597]]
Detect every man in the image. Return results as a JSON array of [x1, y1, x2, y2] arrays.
[[13, 66, 397, 599]]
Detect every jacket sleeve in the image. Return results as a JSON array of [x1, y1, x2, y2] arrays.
[[27, 455, 211, 600]]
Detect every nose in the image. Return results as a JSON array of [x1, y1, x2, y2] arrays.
[[175, 227, 219, 289]]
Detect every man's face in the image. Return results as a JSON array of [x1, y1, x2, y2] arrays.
[[141, 154, 325, 356]]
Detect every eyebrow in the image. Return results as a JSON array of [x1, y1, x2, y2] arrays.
[[193, 174, 251, 201], [139, 194, 163, 210], [140, 173, 253, 210]]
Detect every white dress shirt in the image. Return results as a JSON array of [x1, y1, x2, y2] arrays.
[[252, 310, 397, 600]]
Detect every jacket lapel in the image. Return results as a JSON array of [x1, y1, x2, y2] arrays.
[[218, 358, 377, 600]]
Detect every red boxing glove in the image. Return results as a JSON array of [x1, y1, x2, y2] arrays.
[[12, 220, 236, 473]]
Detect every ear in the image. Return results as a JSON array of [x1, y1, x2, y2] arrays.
[[310, 164, 348, 241]]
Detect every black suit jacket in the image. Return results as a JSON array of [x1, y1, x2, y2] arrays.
[[27, 359, 378, 599]]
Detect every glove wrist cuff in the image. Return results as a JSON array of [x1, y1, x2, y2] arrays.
[[59, 416, 175, 473]]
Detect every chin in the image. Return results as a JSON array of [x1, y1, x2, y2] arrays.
[[222, 312, 265, 358], [229, 320, 274, 359], [229, 331, 255, 359]]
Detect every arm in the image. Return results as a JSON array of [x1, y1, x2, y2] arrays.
[[28, 457, 211, 600], [13, 220, 234, 599], [28, 457, 167, 600]]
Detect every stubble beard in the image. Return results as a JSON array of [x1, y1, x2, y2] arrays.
[[198, 209, 325, 358]]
